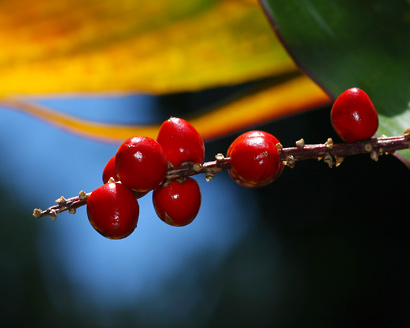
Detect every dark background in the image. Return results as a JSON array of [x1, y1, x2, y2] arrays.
[[1, 85, 409, 327]]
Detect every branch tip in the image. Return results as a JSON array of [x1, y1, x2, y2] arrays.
[[33, 208, 42, 218]]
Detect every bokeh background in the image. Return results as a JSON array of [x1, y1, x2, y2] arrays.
[[2, 95, 410, 327], [1, 0, 410, 327]]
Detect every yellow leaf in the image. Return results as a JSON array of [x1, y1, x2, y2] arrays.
[[2, 75, 331, 142], [0, 0, 296, 96]]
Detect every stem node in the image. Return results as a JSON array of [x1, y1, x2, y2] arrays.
[[324, 153, 334, 168], [215, 153, 225, 162], [78, 190, 87, 200], [403, 128, 410, 139], [205, 171, 216, 182], [335, 156, 344, 167], [325, 138, 334, 150], [296, 138, 305, 149], [285, 155, 295, 168], [192, 163, 203, 172], [49, 210, 57, 221], [55, 196, 66, 204], [370, 150, 379, 161]]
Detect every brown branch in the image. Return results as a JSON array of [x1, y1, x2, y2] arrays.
[[33, 191, 90, 220], [279, 132, 410, 168], [33, 131, 410, 219]]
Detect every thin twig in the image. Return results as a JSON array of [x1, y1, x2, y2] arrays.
[[33, 191, 91, 220], [33, 132, 410, 219]]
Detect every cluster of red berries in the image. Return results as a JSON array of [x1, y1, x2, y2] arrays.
[[86, 87, 379, 240], [87, 115, 286, 239], [87, 117, 205, 239], [225, 87, 379, 188]]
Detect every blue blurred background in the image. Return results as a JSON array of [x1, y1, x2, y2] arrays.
[[1, 90, 410, 327]]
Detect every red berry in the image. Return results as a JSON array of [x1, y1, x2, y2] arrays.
[[102, 155, 148, 198], [87, 182, 139, 239], [102, 155, 118, 184], [157, 117, 205, 166], [227, 131, 283, 188], [115, 136, 168, 192], [331, 87, 379, 143], [152, 177, 201, 227]]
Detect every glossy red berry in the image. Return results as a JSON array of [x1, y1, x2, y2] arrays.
[[102, 156, 118, 184], [331, 87, 379, 143], [157, 117, 205, 166], [115, 136, 168, 192], [102, 155, 148, 198], [152, 177, 201, 227], [227, 131, 283, 188], [87, 182, 140, 239]]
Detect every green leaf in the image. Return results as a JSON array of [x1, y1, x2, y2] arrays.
[[260, 0, 410, 163]]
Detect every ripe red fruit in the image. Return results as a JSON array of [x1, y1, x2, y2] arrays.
[[115, 136, 168, 192], [331, 87, 379, 143], [102, 155, 148, 199], [87, 182, 140, 239], [102, 155, 118, 184], [152, 177, 201, 227], [157, 117, 205, 166], [227, 131, 283, 188]]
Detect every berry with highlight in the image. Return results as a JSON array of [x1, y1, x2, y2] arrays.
[[331, 87, 379, 143], [227, 131, 283, 188], [87, 182, 139, 239]]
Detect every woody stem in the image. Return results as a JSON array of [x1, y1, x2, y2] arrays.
[[33, 133, 410, 219]]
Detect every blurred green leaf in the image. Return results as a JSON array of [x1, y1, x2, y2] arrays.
[[260, 0, 410, 163]]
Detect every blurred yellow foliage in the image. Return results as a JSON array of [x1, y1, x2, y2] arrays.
[[0, 0, 331, 142], [0, 0, 296, 96], [4, 75, 330, 142]]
